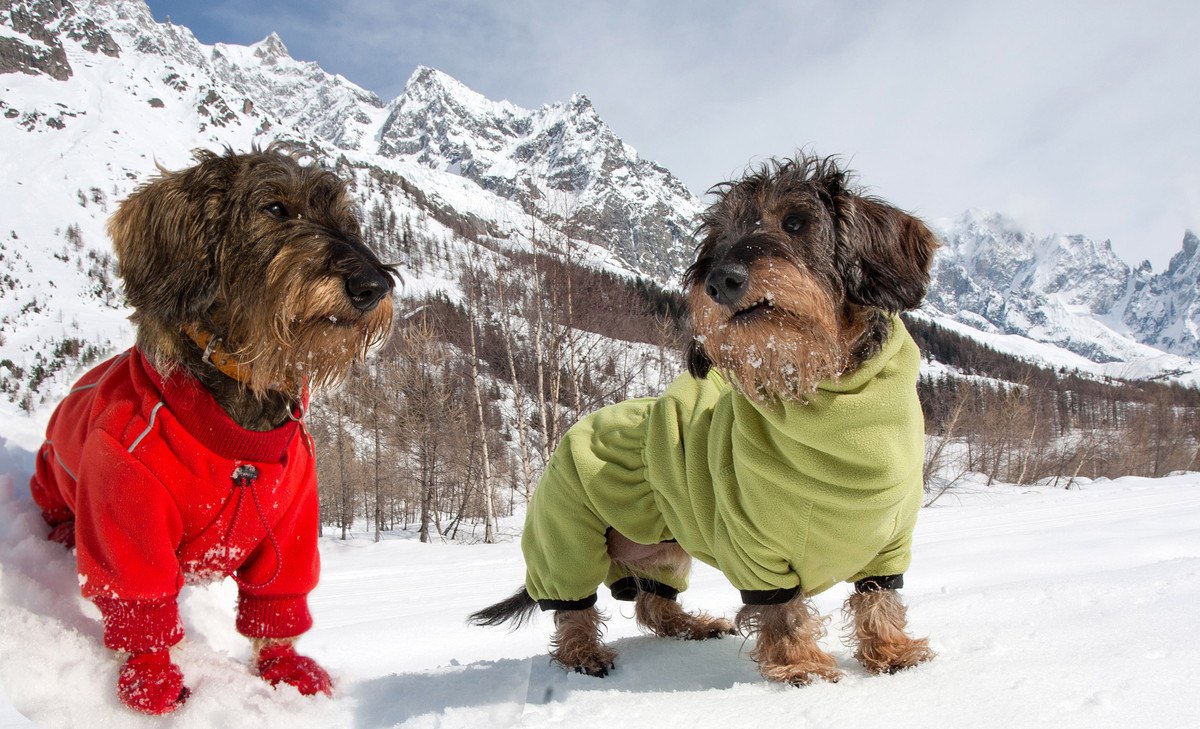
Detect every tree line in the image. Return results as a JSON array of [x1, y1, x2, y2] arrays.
[[910, 316, 1200, 496], [309, 201, 686, 543]]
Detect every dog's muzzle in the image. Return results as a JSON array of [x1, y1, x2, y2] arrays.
[[345, 268, 393, 312], [704, 262, 750, 308]]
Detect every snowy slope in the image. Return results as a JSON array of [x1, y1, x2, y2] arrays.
[[2, 434, 1198, 729], [908, 310, 1200, 388], [0, 0, 701, 427]]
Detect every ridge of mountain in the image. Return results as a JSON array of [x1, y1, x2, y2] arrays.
[[929, 209, 1200, 362]]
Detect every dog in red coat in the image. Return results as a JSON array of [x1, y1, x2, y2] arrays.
[[29, 146, 395, 714]]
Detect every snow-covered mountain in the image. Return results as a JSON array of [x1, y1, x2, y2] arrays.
[[928, 210, 1200, 370], [375, 66, 698, 281], [1123, 230, 1200, 356], [1, 0, 1197, 428], [0, 0, 702, 426], [13, 0, 704, 282]]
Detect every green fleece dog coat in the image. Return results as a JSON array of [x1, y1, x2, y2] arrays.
[[522, 315, 924, 608]]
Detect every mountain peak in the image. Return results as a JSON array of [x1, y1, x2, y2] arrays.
[[1164, 230, 1200, 277], [398, 65, 524, 122], [948, 208, 1023, 237], [405, 66, 477, 98], [252, 31, 289, 60]]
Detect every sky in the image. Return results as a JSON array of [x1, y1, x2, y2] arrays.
[[142, 0, 1200, 270]]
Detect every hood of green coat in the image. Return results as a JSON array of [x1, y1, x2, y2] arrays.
[[726, 314, 924, 498]]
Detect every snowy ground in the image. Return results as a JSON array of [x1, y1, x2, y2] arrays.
[[1, 433, 1198, 729]]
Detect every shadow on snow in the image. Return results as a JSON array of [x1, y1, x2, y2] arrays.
[[351, 633, 760, 728]]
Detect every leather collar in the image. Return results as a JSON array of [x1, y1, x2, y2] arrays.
[[181, 322, 297, 392]]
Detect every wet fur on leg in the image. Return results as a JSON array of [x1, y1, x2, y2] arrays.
[[634, 591, 735, 640], [551, 607, 616, 677], [736, 595, 842, 685], [844, 590, 935, 674]]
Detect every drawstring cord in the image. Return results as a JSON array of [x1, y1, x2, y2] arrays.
[[222, 467, 249, 545], [228, 464, 283, 590], [225, 394, 307, 590]]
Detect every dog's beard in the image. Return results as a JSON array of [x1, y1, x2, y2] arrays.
[[689, 260, 849, 403], [222, 270, 394, 396]]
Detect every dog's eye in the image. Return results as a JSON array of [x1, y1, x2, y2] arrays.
[[264, 202, 290, 220], [781, 214, 808, 234]]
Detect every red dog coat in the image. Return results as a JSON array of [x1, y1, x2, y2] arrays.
[[30, 350, 320, 653]]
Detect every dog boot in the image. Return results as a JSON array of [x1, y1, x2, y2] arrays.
[[46, 520, 75, 549], [117, 649, 190, 715], [256, 643, 333, 696]]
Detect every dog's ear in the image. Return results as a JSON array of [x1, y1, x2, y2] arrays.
[[832, 196, 939, 312], [108, 150, 236, 324], [686, 337, 713, 379]]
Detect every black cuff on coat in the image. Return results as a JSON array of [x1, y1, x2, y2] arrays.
[[854, 574, 904, 593], [536, 593, 598, 611], [609, 577, 680, 602], [739, 586, 801, 605]]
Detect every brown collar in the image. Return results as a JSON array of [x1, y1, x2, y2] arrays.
[[182, 323, 266, 390]]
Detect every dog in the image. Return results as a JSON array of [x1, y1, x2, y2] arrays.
[[471, 154, 937, 685], [28, 146, 395, 714]]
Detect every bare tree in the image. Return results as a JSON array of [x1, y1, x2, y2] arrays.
[[922, 388, 970, 506], [346, 360, 393, 542], [390, 312, 463, 543], [494, 265, 536, 497], [463, 262, 497, 543]]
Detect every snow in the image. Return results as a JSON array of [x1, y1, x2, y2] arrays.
[[910, 309, 1200, 387], [0, 0, 703, 432], [0, 26, 49, 50], [2, 429, 1198, 728]]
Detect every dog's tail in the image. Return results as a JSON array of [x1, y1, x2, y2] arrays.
[[468, 586, 538, 629]]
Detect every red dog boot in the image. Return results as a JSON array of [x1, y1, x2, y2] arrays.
[[46, 520, 75, 549], [256, 643, 333, 696], [117, 649, 190, 715]]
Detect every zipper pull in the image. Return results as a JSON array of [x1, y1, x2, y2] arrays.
[[232, 464, 259, 488]]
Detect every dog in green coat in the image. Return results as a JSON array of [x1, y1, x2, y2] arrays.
[[472, 154, 938, 685]]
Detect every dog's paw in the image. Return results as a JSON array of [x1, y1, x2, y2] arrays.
[[257, 644, 333, 696], [761, 660, 844, 687], [856, 637, 936, 675], [117, 650, 190, 715], [571, 655, 616, 678], [636, 595, 737, 640], [556, 645, 617, 678], [681, 614, 737, 640]]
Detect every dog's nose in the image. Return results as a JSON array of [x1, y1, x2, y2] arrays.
[[704, 263, 750, 307], [345, 269, 392, 312]]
